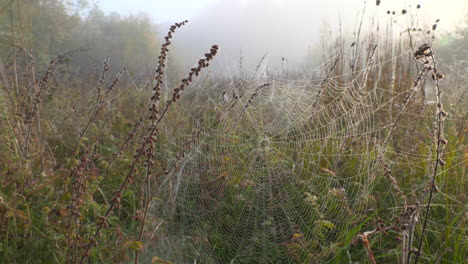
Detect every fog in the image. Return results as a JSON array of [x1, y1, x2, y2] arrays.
[[162, 0, 466, 72], [2, 1, 466, 263], [173, 0, 353, 71]]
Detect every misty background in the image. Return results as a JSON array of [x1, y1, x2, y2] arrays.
[[2, 0, 466, 78], [98, 0, 467, 71], [0, 1, 467, 263]]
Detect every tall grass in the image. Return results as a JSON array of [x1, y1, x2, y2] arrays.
[[0, 3, 466, 264]]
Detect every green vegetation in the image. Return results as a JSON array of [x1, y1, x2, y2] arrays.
[[0, 1, 466, 263]]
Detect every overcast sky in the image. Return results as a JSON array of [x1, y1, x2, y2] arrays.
[[96, 0, 466, 26], [96, 0, 218, 22], [95, 0, 467, 70]]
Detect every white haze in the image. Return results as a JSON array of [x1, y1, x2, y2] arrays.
[[155, 0, 466, 71]]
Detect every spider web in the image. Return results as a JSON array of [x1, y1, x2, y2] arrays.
[[140, 48, 446, 263]]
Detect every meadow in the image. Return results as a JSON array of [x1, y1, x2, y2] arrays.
[[0, 1, 466, 263]]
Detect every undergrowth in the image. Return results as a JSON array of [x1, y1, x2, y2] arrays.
[[0, 2, 466, 264]]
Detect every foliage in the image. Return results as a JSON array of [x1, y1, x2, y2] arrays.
[[0, 0, 162, 74], [0, 1, 466, 264]]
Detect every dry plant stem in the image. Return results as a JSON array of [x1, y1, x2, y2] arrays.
[[351, 5, 366, 74], [136, 134, 197, 264], [389, 43, 397, 123], [72, 66, 125, 155], [0, 57, 14, 102], [311, 55, 340, 109], [103, 21, 188, 183], [102, 117, 143, 176], [404, 208, 418, 264], [80, 91, 177, 264], [72, 58, 109, 155], [97, 57, 109, 98], [244, 83, 271, 109], [9, 10, 20, 96], [134, 45, 218, 264], [361, 234, 376, 264], [380, 66, 427, 153], [79, 45, 218, 264], [380, 46, 432, 263], [357, 45, 436, 263], [134, 21, 188, 264], [227, 91, 243, 112], [354, 226, 393, 264], [414, 52, 444, 264], [104, 20, 188, 178], [25, 59, 55, 158], [329, 47, 376, 171], [65, 146, 96, 263], [255, 52, 269, 75], [0, 0, 16, 15], [361, 44, 378, 89], [374, 65, 428, 183], [361, 44, 443, 264], [148, 20, 188, 122]]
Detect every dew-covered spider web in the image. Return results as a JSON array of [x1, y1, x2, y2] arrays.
[[138, 47, 457, 263]]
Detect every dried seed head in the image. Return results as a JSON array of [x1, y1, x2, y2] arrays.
[[150, 20, 189, 122], [438, 159, 446, 166]]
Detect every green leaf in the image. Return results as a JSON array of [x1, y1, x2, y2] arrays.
[[129, 241, 144, 251]]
